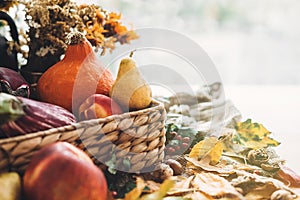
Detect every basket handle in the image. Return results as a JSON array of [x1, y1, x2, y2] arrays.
[[0, 11, 19, 43]]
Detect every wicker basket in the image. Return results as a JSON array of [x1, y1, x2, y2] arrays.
[[0, 99, 166, 174]]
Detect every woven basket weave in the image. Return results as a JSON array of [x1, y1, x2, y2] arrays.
[[0, 99, 166, 173]]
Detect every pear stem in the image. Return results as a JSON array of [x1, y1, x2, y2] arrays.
[[129, 50, 136, 58]]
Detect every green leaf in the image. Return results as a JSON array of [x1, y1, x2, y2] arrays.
[[105, 151, 117, 174], [123, 158, 131, 171]]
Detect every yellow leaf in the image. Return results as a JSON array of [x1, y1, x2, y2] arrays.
[[207, 141, 223, 165], [261, 137, 280, 147], [234, 119, 280, 149], [189, 137, 223, 165], [189, 137, 218, 159], [124, 177, 146, 200]]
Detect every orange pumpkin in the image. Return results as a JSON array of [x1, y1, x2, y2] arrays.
[[37, 32, 114, 114]]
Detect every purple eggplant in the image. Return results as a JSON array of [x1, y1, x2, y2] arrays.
[[0, 67, 30, 98], [0, 93, 25, 125], [0, 93, 76, 138]]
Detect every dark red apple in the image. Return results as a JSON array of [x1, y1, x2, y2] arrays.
[[23, 142, 107, 200]]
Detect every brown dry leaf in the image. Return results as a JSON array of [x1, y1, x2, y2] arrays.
[[174, 176, 194, 189], [244, 182, 277, 200], [191, 173, 245, 199], [277, 164, 300, 188], [183, 191, 214, 200], [124, 177, 146, 200], [185, 156, 235, 175], [145, 180, 161, 192], [232, 170, 297, 198], [168, 176, 195, 196], [189, 137, 223, 165]]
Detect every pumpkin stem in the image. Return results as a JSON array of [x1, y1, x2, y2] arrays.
[[66, 31, 85, 45]]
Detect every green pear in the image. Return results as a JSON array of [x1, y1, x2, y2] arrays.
[[0, 172, 21, 200], [110, 56, 152, 111]]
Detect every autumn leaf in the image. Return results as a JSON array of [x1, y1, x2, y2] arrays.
[[244, 183, 277, 200], [191, 173, 245, 199], [185, 156, 235, 174], [140, 179, 175, 200], [189, 137, 223, 165], [220, 131, 247, 155], [232, 170, 296, 197], [162, 197, 190, 200], [183, 191, 214, 200], [276, 164, 300, 188], [168, 176, 195, 196], [234, 119, 280, 149], [124, 177, 146, 200]]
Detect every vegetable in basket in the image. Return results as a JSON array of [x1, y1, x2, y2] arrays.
[[0, 67, 30, 98], [37, 32, 115, 114], [0, 93, 76, 138]]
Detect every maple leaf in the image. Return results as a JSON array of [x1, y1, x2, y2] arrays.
[[234, 119, 280, 149]]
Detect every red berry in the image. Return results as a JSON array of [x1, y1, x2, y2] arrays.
[[175, 135, 182, 141], [175, 146, 181, 151], [170, 131, 177, 136], [167, 147, 176, 154], [181, 143, 189, 148], [182, 137, 190, 143], [112, 191, 118, 197]]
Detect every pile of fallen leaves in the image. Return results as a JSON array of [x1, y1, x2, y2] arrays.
[[121, 119, 300, 200], [108, 84, 300, 200]]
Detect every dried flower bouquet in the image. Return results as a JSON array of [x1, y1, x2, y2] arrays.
[[1, 0, 138, 72]]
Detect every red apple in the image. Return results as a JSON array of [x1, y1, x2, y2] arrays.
[[23, 142, 107, 200], [78, 94, 122, 120]]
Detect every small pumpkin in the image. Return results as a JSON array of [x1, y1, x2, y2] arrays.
[[37, 32, 114, 114]]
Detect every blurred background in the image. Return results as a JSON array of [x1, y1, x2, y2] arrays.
[[78, 0, 300, 85]]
